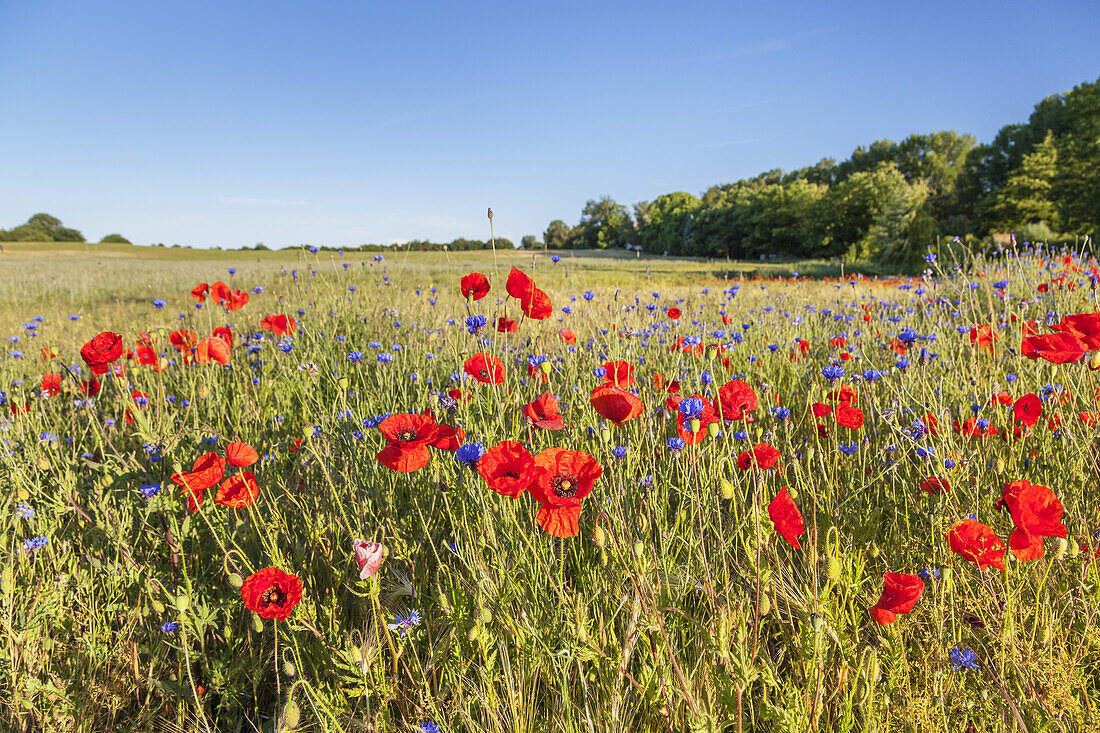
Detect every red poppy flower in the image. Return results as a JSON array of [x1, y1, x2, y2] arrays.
[[225, 290, 249, 311], [835, 402, 864, 429], [261, 314, 298, 337], [1021, 332, 1086, 364], [525, 392, 566, 430], [870, 572, 924, 624], [999, 479, 1066, 561], [559, 329, 577, 345], [477, 441, 538, 498], [947, 519, 1006, 572], [736, 442, 780, 471], [496, 317, 518, 333], [811, 402, 832, 418], [80, 378, 100, 397], [216, 471, 259, 508], [768, 486, 805, 549], [460, 272, 490, 300], [191, 282, 209, 301], [241, 567, 303, 621], [171, 452, 227, 512], [134, 344, 158, 366], [1012, 393, 1042, 427], [601, 360, 635, 388], [919, 476, 950, 494], [213, 326, 234, 347], [375, 413, 442, 472], [431, 423, 465, 451], [590, 383, 644, 425], [529, 448, 603, 537], [717, 380, 759, 421], [80, 331, 124, 374], [827, 384, 857, 404], [519, 286, 553, 320], [40, 373, 62, 398], [1051, 312, 1100, 349], [169, 329, 198, 352], [226, 441, 259, 467], [969, 324, 997, 351], [464, 353, 506, 384], [195, 337, 231, 365], [506, 267, 536, 300], [209, 281, 231, 305], [667, 307, 681, 320]]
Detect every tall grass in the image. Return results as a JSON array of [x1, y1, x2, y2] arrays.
[[1, 244, 1099, 732]]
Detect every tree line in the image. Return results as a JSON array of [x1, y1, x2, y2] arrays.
[[0, 213, 130, 244], [527, 76, 1099, 268]]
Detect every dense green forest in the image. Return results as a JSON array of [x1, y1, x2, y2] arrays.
[[529, 77, 1099, 267]]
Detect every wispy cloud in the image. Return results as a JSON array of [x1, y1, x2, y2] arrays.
[[683, 138, 760, 152], [364, 95, 482, 131], [676, 27, 838, 65], [217, 197, 308, 207]]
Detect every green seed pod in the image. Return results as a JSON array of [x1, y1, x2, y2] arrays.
[[719, 479, 735, 501], [706, 346, 718, 360], [228, 572, 244, 588], [435, 583, 451, 612], [690, 418, 701, 434], [1069, 538, 1080, 558], [151, 599, 166, 614], [1052, 537, 1069, 560], [995, 457, 1005, 475], [600, 428, 612, 443], [252, 613, 264, 633], [826, 557, 841, 582], [467, 623, 480, 642], [303, 425, 315, 438], [478, 607, 492, 624], [175, 595, 190, 612], [632, 540, 645, 558], [283, 661, 297, 677], [347, 646, 363, 664], [282, 697, 300, 730], [592, 526, 606, 548], [811, 614, 825, 633], [758, 593, 771, 617], [940, 568, 952, 583], [337, 377, 349, 390], [707, 421, 721, 438], [599, 549, 608, 568], [539, 360, 552, 375]]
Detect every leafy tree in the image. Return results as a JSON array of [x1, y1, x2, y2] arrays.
[[99, 234, 131, 244], [0, 213, 85, 242], [520, 234, 540, 250], [543, 220, 570, 249], [576, 196, 632, 249], [982, 130, 1060, 232], [638, 192, 701, 255]]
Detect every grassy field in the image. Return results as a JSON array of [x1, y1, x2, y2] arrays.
[[2, 241, 1099, 732]]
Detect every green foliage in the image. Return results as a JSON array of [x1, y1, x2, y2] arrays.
[[0, 213, 85, 242], [99, 233, 131, 244], [982, 130, 1060, 232]]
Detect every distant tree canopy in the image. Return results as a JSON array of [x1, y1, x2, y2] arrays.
[[527, 77, 1098, 267], [99, 233, 131, 244], [0, 213, 85, 242]]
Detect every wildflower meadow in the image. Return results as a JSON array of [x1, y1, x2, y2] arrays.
[[3, 240, 1100, 732]]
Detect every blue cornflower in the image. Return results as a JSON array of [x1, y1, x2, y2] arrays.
[[161, 621, 180, 633], [862, 370, 884, 382], [347, 351, 364, 363], [419, 723, 441, 733], [455, 442, 486, 467], [838, 444, 859, 456], [773, 406, 790, 419], [612, 446, 628, 459], [377, 353, 393, 364], [465, 315, 488, 334], [678, 397, 706, 420], [822, 365, 844, 381], [949, 646, 979, 671], [15, 503, 34, 519], [918, 567, 940, 581], [140, 483, 161, 498], [22, 536, 48, 553], [388, 609, 422, 637], [153, 299, 166, 310], [667, 437, 686, 451]]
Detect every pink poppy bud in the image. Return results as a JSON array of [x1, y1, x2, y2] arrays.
[[353, 539, 386, 580]]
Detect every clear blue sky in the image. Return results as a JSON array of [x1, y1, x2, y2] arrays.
[[2, 1, 1097, 248]]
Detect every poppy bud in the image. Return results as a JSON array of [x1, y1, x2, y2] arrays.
[[539, 360, 552, 375], [758, 593, 771, 617], [228, 573, 244, 588], [175, 595, 190, 612], [690, 418, 701, 433], [868, 544, 880, 559], [1090, 352, 1100, 371], [37, 456, 50, 471], [1052, 537, 1068, 560], [719, 479, 735, 500], [478, 607, 492, 624], [995, 457, 1005, 474], [826, 557, 841, 582], [787, 486, 799, 500], [347, 646, 363, 664], [707, 422, 720, 438], [811, 614, 825, 632], [632, 540, 645, 557], [252, 613, 264, 633], [198, 386, 209, 400], [806, 447, 815, 463], [1068, 538, 1080, 558], [303, 426, 315, 438], [600, 428, 611, 443], [706, 346, 718, 359], [467, 623, 480, 641], [283, 660, 296, 677], [152, 599, 165, 614], [337, 377, 349, 390], [283, 697, 300, 730], [599, 548, 608, 567], [592, 526, 606, 547]]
